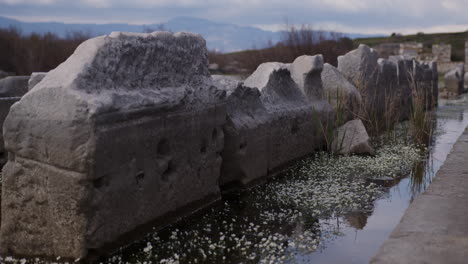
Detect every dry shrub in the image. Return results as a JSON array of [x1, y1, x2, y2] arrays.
[[0, 27, 89, 75], [209, 24, 354, 74]]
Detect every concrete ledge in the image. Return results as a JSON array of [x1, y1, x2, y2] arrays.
[[371, 127, 468, 264]]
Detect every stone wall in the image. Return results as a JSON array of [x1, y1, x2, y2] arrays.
[[465, 41, 468, 70], [0, 35, 438, 261], [432, 44, 451, 63], [438, 61, 462, 75], [399, 42, 423, 58]]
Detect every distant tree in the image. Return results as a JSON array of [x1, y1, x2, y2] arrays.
[[142, 24, 170, 33]]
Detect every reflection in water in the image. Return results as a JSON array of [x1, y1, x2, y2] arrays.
[[100, 95, 468, 264], [304, 94, 468, 264]]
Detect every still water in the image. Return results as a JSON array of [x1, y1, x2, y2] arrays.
[[103, 94, 468, 264]]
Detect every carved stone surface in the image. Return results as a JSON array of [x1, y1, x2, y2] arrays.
[[0, 31, 226, 259], [321, 63, 362, 123]]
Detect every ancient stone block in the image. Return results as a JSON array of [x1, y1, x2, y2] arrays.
[[0, 32, 226, 259], [0, 76, 29, 163], [332, 119, 374, 156], [28, 72, 47, 91], [218, 62, 323, 190], [444, 64, 464, 95], [289, 55, 324, 101], [388, 55, 416, 120], [432, 43, 451, 63], [429, 61, 438, 105], [338, 44, 379, 101], [321, 63, 362, 123], [0, 76, 29, 97]]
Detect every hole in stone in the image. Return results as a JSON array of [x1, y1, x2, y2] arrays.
[[162, 160, 174, 181], [200, 139, 208, 153], [239, 141, 247, 150], [291, 122, 299, 134], [157, 139, 170, 156], [136, 170, 145, 185], [212, 128, 218, 140], [93, 176, 106, 189]]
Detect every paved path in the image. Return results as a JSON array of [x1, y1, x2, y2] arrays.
[[371, 127, 468, 264]]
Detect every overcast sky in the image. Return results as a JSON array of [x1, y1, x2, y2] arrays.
[[1, 0, 467, 35]]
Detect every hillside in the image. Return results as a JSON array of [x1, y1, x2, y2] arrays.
[[354, 31, 468, 61]]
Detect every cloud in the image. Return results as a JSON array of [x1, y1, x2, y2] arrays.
[[1, 0, 468, 35], [0, 0, 56, 4]]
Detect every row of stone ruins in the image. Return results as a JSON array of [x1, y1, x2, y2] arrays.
[[0, 31, 438, 260]]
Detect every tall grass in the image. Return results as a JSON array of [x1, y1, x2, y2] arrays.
[[408, 70, 436, 145]]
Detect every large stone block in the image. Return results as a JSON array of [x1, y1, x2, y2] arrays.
[[332, 119, 374, 156], [28, 72, 47, 91], [289, 55, 324, 101], [375, 58, 399, 119], [0, 76, 29, 97], [321, 63, 362, 123], [444, 64, 464, 95], [217, 62, 323, 190], [429, 61, 438, 105], [0, 76, 29, 162], [388, 56, 416, 120], [0, 31, 226, 259], [338, 44, 380, 121], [338, 44, 379, 97]]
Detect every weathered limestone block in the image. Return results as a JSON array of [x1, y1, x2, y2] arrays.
[[28, 72, 47, 91], [429, 61, 438, 105], [338, 44, 380, 122], [321, 63, 362, 122], [444, 64, 464, 95], [0, 76, 30, 162], [0, 32, 226, 259], [218, 62, 322, 189], [289, 55, 324, 101], [248, 63, 322, 175], [338, 44, 379, 97], [0, 76, 29, 97], [0, 70, 11, 80], [332, 119, 374, 156], [219, 84, 270, 189], [419, 62, 437, 108], [376, 58, 399, 119], [389, 56, 415, 120], [288, 55, 335, 123]]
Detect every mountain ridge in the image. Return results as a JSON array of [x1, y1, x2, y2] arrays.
[[0, 16, 380, 52]]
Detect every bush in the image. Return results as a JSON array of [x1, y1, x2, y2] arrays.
[[208, 24, 354, 74], [0, 27, 89, 75]]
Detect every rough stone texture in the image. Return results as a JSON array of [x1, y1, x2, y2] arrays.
[[371, 127, 468, 264], [321, 63, 362, 122], [389, 56, 416, 120], [338, 44, 379, 109], [444, 64, 464, 95], [0, 76, 30, 162], [218, 62, 323, 189], [332, 119, 374, 155], [289, 55, 324, 101], [0, 70, 11, 79], [0, 31, 226, 259], [28, 72, 47, 91], [432, 43, 451, 63], [373, 43, 400, 59], [429, 61, 438, 105], [399, 42, 422, 59], [376, 58, 399, 118], [287, 55, 335, 126], [0, 76, 29, 97]]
